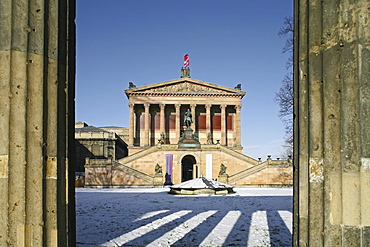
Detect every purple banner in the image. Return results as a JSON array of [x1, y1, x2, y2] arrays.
[[165, 154, 173, 185]]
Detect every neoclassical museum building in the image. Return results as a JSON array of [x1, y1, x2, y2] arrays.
[[83, 68, 292, 187]]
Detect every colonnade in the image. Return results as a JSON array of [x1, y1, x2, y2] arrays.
[[128, 103, 242, 147]]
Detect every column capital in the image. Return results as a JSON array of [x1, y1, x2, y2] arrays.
[[190, 104, 197, 108], [144, 103, 150, 108], [220, 104, 227, 109], [159, 103, 165, 109], [205, 104, 212, 109], [234, 105, 242, 110], [175, 104, 181, 109], [128, 103, 135, 108]]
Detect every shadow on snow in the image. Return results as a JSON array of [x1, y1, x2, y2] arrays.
[[76, 189, 292, 246]]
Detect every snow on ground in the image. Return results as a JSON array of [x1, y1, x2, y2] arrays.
[[76, 187, 293, 247]]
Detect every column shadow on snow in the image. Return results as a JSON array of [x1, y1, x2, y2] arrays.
[[76, 190, 292, 246]]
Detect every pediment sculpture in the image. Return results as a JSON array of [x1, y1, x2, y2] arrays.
[[148, 82, 226, 93]]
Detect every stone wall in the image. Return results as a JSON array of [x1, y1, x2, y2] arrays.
[[75, 125, 128, 172]]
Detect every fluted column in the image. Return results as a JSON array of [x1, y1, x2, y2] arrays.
[[144, 103, 150, 146], [205, 104, 212, 139], [175, 104, 181, 141], [220, 105, 227, 145], [0, 0, 76, 245], [160, 104, 165, 140], [190, 104, 196, 130], [234, 105, 242, 147], [128, 103, 135, 146], [294, 1, 370, 246]]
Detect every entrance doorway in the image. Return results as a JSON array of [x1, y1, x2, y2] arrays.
[[181, 155, 196, 182]]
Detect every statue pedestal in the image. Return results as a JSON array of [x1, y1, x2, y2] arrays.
[[178, 128, 200, 149], [218, 174, 229, 184], [153, 174, 163, 186]]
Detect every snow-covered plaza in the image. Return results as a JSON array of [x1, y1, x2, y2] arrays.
[[76, 187, 293, 246]]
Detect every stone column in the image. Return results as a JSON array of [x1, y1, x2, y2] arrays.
[[294, 0, 370, 246], [128, 103, 135, 147], [234, 105, 241, 147], [175, 104, 181, 141], [144, 103, 150, 146], [206, 104, 212, 138], [193, 164, 198, 179], [159, 104, 166, 143], [220, 105, 227, 145], [0, 0, 76, 245], [190, 104, 196, 130]]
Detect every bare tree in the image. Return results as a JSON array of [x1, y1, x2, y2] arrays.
[[275, 16, 293, 158]]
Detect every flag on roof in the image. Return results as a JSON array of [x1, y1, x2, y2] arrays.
[[184, 54, 190, 67]]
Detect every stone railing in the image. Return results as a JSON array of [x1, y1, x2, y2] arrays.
[[157, 144, 178, 150], [228, 161, 269, 183], [75, 131, 116, 139], [112, 160, 154, 183], [118, 146, 158, 164], [200, 144, 220, 150], [228, 159, 293, 183], [85, 157, 113, 166], [219, 145, 258, 165]]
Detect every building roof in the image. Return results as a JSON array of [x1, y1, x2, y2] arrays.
[[75, 126, 110, 133], [125, 78, 246, 98]]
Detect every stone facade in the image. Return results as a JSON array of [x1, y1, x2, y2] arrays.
[[74, 122, 128, 172], [125, 73, 245, 152], [85, 71, 293, 187]]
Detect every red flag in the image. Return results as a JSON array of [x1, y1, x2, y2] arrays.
[[184, 54, 190, 67]]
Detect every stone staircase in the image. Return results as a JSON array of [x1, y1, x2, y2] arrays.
[[112, 160, 154, 183], [112, 144, 291, 185], [219, 145, 258, 166], [118, 146, 158, 164], [228, 161, 269, 183], [216, 146, 275, 183], [228, 159, 293, 183], [113, 146, 160, 184]]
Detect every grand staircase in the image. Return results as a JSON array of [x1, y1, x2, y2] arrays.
[[215, 146, 292, 183], [112, 160, 154, 183], [115, 144, 291, 184], [228, 161, 269, 183], [118, 146, 158, 164], [86, 144, 292, 186], [219, 145, 258, 166], [111, 146, 160, 184]]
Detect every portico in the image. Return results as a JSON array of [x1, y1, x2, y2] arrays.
[[125, 76, 245, 154]]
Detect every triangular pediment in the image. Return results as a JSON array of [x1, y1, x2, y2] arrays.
[[147, 81, 226, 93], [125, 78, 245, 96]]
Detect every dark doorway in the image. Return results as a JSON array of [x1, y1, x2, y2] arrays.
[[181, 155, 196, 182]]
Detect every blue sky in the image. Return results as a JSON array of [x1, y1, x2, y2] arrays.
[[76, 0, 293, 159]]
